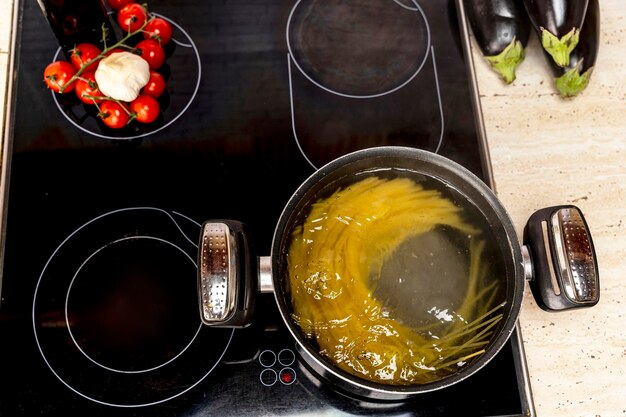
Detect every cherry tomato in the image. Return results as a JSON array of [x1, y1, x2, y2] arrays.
[[107, 0, 133, 11], [135, 39, 165, 70], [43, 61, 77, 93], [143, 17, 173, 45], [141, 71, 166, 98], [70, 43, 102, 71], [99, 101, 130, 129], [117, 3, 147, 33], [130, 95, 160, 123], [74, 72, 105, 104]]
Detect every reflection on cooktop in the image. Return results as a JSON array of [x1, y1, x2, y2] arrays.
[[287, 0, 431, 97], [66, 237, 199, 372]]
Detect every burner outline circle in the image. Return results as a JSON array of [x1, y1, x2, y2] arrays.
[[277, 348, 296, 366], [51, 13, 201, 141], [285, 0, 431, 99], [65, 235, 203, 374], [32, 207, 235, 408], [259, 349, 278, 368], [259, 368, 278, 387]]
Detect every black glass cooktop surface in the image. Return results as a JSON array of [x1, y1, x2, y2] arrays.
[[0, 0, 533, 415]]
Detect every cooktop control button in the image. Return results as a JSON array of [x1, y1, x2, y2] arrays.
[[258, 350, 277, 368], [279, 367, 297, 385], [277, 349, 295, 366], [259, 369, 278, 387]]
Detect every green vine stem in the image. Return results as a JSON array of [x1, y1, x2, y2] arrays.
[[59, 13, 154, 93]]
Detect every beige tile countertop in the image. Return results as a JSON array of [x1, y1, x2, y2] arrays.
[[470, 1, 626, 416], [0, 1, 624, 416]]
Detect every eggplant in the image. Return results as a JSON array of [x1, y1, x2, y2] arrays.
[[547, 0, 599, 97], [523, 0, 589, 67], [464, 0, 531, 83]]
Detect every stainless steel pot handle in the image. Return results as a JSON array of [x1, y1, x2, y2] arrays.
[[197, 221, 257, 327], [523, 205, 600, 311], [258, 256, 274, 293]]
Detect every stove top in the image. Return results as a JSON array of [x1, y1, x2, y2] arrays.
[[0, 0, 534, 415]]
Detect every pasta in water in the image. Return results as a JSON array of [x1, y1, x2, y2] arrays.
[[286, 176, 504, 385]]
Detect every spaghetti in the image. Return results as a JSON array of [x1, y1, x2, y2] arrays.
[[286, 176, 504, 385]]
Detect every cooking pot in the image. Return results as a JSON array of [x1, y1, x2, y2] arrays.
[[196, 146, 599, 400]]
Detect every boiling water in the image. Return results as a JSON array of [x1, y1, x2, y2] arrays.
[[371, 226, 470, 328], [285, 169, 508, 385], [365, 172, 508, 336]]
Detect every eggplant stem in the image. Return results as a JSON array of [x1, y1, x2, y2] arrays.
[[555, 61, 593, 98], [541, 27, 580, 68], [485, 38, 525, 84]]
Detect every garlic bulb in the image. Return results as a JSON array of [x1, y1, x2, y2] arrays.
[[95, 52, 150, 102]]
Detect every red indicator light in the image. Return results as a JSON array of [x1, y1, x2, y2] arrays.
[[281, 372, 293, 384], [279, 368, 296, 385]]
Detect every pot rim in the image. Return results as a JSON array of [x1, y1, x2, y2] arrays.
[[270, 146, 525, 396]]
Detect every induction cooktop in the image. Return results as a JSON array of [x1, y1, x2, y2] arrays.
[[0, 0, 535, 415]]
